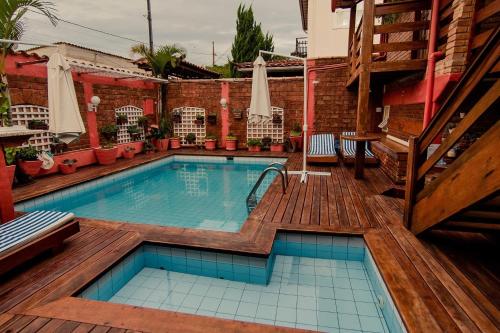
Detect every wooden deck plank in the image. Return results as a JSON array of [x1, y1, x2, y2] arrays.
[[18, 317, 51, 333]]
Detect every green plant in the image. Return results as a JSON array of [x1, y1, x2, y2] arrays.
[[116, 114, 127, 124], [196, 114, 204, 121], [137, 116, 149, 128], [247, 138, 262, 147], [4, 147, 18, 165], [17, 146, 39, 161], [100, 124, 118, 148], [205, 133, 216, 140], [1, 0, 58, 127], [185, 132, 196, 144], [226, 133, 237, 140], [291, 123, 302, 136], [143, 141, 154, 152], [127, 125, 140, 134], [230, 4, 274, 77]]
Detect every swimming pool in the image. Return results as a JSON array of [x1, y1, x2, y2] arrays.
[[16, 156, 286, 232], [79, 232, 405, 332]]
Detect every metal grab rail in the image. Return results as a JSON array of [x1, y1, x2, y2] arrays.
[[267, 162, 289, 187], [246, 166, 287, 213]]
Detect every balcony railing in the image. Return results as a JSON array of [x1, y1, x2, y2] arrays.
[[291, 37, 307, 58]]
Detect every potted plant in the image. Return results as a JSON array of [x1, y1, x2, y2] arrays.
[[143, 141, 155, 155], [116, 114, 128, 125], [59, 159, 78, 175], [94, 124, 118, 165], [262, 136, 272, 150], [17, 146, 42, 177], [170, 135, 181, 149], [290, 122, 303, 150], [185, 132, 196, 145], [194, 114, 205, 126], [122, 146, 136, 159], [247, 139, 262, 152], [152, 115, 171, 151], [270, 141, 284, 152], [207, 112, 217, 125], [226, 133, 237, 151], [232, 109, 242, 120], [27, 119, 49, 130], [50, 137, 66, 155], [4, 147, 18, 186], [272, 113, 282, 124], [172, 109, 182, 123], [127, 125, 141, 141], [137, 115, 149, 129], [205, 134, 217, 150]]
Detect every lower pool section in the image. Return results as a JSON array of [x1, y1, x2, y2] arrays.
[[79, 233, 405, 333]]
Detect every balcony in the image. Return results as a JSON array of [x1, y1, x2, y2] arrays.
[[291, 37, 308, 58]]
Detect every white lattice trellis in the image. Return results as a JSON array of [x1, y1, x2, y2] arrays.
[[173, 107, 206, 145], [246, 107, 284, 143], [115, 105, 145, 144], [10, 105, 53, 151]]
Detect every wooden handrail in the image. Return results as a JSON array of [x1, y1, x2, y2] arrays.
[[375, 0, 431, 16], [374, 20, 430, 34], [373, 40, 428, 52]]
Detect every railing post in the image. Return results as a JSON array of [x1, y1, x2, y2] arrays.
[[404, 136, 419, 229], [348, 5, 357, 76], [356, 0, 375, 134]]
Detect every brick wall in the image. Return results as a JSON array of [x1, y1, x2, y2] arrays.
[[167, 78, 305, 147], [7, 74, 89, 150], [387, 103, 424, 141], [312, 58, 357, 134]]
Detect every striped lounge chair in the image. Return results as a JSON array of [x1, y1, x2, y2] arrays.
[[0, 211, 79, 276], [307, 133, 338, 164], [340, 131, 378, 165]]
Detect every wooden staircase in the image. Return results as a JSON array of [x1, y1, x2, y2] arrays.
[[404, 27, 500, 235]]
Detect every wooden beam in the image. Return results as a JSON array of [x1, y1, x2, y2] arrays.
[[371, 59, 427, 72], [417, 80, 500, 181], [475, 0, 500, 24], [375, 0, 431, 15], [373, 40, 428, 52], [411, 121, 500, 234], [404, 137, 418, 229], [374, 20, 430, 34], [471, 29, 495, 49], [438, 221, 500, 231]]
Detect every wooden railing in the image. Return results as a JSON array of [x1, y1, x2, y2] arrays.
[[404, 28, 500, 235], [347, 0, 431, 85]]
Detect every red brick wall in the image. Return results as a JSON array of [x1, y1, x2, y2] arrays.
[[312, 58, 358, 134], [387, 103, 424, 141], [167, 78, 305, 147]]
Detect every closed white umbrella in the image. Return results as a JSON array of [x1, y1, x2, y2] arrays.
[[47, 53, 85, 144], [248, 55, 272, 124]]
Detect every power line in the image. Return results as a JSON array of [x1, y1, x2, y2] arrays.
[[27, 9, 146, 44]]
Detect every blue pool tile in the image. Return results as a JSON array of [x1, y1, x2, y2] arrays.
[[259, 293, 279, 306], [256, 304, 277, 320], [199, 297, 221, 311], [359, 315, 385, 333], [223, 288, 243, 301], [297, 309, 317, 325], [356, 301, 379, 317], [218, 299, 239, 315], [236, 302, 258, 317], [338, 313, 361, 330], [275, 307, 296, 323], [182, 294, 203, 308], [318, 311, 339, 328], [336, 300, 357, 315]]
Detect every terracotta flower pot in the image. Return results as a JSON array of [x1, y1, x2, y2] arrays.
[[270, 144, 284, 152], [122, 150, 136, 159], [59, 163, 77, 175], [226, 139, 237, 151], [205, 139, 217, 150], [155, 138, 169, 152], [18, 160, 42, 177], [248, 146, 261, 152], [170, 138, 181, 149], [6, 165, 16, 186], [290, 134, 303, 150], [94, 147, 118, 165]]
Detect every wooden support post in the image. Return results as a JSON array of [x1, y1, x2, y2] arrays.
[[403, 137, 419, 229], [354, 140, 366, 179], [356, 0, 375, 134]]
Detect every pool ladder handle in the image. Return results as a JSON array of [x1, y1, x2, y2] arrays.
[[246, 163, 289, 213]]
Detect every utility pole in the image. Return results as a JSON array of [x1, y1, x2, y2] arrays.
[[212, 41, 215, 66], [146, 0, 154, 52]]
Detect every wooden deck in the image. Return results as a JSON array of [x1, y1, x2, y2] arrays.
[[3, 150, 498, 332]]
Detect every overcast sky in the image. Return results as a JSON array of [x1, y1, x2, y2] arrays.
[[20, 0, 304, 66]]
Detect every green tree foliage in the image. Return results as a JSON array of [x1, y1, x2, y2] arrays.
[[0, 0, 58, 126], [230, 4, 274, 77], [206, 64, 231, 78]]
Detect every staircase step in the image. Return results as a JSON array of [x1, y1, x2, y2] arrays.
[[460, 210, 500, 221], [439, 220, 500, 232]]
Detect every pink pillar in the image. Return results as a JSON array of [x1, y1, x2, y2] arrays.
[[307, 60, 317, 136], [0, 148, 15, 223], [220, 82, 230, 148], [83, 82, 100, 148]]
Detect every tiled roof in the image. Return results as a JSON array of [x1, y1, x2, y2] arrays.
[[236, 59, 304, 70]]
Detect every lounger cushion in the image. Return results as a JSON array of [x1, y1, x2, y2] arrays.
[[341, 131, 375, 157], [308, 134, 337, 156], [0, 211, 75, 254]]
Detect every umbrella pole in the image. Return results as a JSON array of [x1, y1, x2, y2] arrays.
[[258, 50, 309, 183]]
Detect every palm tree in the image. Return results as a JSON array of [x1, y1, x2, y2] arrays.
[[131, 43, 186, 119], [0, 0, 58, 126]]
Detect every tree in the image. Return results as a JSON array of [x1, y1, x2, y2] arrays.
[[131, 43, 186, 120], [230, 4, 274, 77], [0, 0, 58, 126]]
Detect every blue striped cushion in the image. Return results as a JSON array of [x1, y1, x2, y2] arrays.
[[0, 211, 74, 253], [308, 134, 337, 156], [341, 131, 375, 157]]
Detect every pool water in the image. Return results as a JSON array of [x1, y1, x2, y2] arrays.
[[17, 156, 284, 232], [79, 233, 405, 333]]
